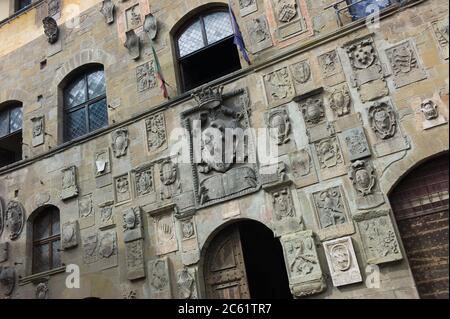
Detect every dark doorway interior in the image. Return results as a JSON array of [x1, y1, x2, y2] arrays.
[[239, 220, 292, 299]]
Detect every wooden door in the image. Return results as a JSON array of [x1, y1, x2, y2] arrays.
[[390, 154, 449, 299], [204, 225, 250, 299]]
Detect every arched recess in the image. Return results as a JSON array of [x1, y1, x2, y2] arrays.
[[389, 152, 449, 299], [201, 219, 292, 299]]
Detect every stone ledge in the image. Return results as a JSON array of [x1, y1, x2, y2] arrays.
[[18, 266, 66, 286]]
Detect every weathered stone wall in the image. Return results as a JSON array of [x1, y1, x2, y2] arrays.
[[0, 0, 448, 299]]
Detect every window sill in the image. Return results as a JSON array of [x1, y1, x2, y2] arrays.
[[19, 266, 66, 286]]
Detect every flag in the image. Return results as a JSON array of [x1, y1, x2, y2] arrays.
[[228, 2, 251, 65], [151, 44, 169, 99]]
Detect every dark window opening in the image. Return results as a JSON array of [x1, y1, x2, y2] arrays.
[[0, 103, 23, 168], [346, 0, 392, 20], [32, 206, 61, 274], [63, 67, 108, 142], [15, 0, 32, 12], [239, 221, 292, 299], [176, 9, 242, 92]]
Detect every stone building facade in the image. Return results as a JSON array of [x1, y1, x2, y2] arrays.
[[0, 0, 448, 299]]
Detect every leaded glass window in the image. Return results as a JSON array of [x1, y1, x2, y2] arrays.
[[32, 206, 61, 274], [16, 0, 32, 12], [177, 10, 234, 58], [0, 104, 22, 138], [64, 68, 108, 142]]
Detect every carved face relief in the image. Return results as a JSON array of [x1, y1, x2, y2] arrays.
[[329, 86, 351, 117], [272, 188, 295, 221], [112, 129, 129, 158], [368, 102, 397, 140], [316, 138, 343, 169], [301, 97, 325, 126], [291, 61, 311, 84], [267, 109, 291, 145], [146, 113, 166, 152], [420, 99, 439, 121], [5, 201, 25, 241], [264, 67, 295, 103], [276, 0, 298, 23], [313, 187, 348, 229], [347, 38, 377, 70]]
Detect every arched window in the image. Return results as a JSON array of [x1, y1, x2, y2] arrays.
[[63, 66, 108, 142], [32, 206, 61, 274], [0, 101, 22, 168], [175, 8, 241, 92]]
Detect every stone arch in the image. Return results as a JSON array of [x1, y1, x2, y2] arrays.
[[0, 90, 28, 108], [53, 48, 115, 87]]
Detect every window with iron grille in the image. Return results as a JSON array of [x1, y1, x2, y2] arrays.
[[0, 103, 22, 168], [175, 8, 241, 92], [64, 68, 108, 142], [32, 206, 61, 274]]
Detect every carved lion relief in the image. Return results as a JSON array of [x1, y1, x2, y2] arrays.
[[312, 187, 349, 229]]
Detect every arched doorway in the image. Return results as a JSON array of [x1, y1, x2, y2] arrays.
[[203, 220, 292, 299], [389, 153, 449, 299]]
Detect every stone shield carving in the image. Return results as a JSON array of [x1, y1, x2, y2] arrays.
[[420, 99, 439, 121], [5, 201, 25, 241], [177, 268, 197, 299], [100, 0, 115, 24], [263, 67, 295, 106], [281, 231, 326, 297], [315, 137, 343, 169], [112, 128, 129, 158], [123, 207, 143, 243], [62, 221, 79, 250], [272, 187, 296, 221], [43, 17, 59, 44], [267, 108, 291, 145], [148, 257, 172, 298], [291, 61, 311, 84], [61, 166, 79, 200], [323, 237, 362, 287], [349, 160, 385, 210], [143, 13, 158, 41], [300, 96, 326, 126], [347, 38, 376, 70], [329, 85, 351, 117], [368, 102, 397, 140], [146, 112, 167, 152], [276, 0, 298, 23], [0, 266, 15, 297], [137, 61, 157, 92], [35, 282, 49, 299], [124, 30, 140, 60], [312, 187, 348, 229], [342, 127, 371, 161], [183, 87, 259, 208]]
